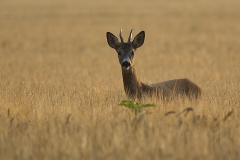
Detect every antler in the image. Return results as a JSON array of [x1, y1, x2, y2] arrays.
[[128, 29, 133, 42], [119, 28, 124, 43]]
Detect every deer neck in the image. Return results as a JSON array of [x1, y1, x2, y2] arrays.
[[121, 65, 142, 98]]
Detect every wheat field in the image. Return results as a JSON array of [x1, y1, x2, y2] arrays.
[[0, 0, 240, 159]]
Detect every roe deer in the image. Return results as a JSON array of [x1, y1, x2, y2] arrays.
[[106, 29, 201, 100]]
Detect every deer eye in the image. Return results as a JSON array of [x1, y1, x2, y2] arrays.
[[131, 51, 134, 56], [118, 52, 121, 56]]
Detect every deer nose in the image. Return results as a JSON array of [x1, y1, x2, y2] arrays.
[[121, 61, 131, 68]]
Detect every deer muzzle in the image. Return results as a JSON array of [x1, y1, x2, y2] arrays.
[[121, 61, 131, 69]]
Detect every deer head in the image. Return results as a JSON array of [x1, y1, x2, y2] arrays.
[[106, 29, 145, 70]]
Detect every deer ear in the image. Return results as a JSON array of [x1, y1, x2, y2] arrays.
[[132, 31, 145, 49], [106, 32, 119, 49]]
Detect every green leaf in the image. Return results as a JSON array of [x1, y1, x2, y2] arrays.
[[119, 100, 156, 116]]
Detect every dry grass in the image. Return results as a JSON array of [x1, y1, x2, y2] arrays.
[[0, 0, 240, 159]]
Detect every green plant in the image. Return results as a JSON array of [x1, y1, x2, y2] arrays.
[[119, 100, 156, 116]]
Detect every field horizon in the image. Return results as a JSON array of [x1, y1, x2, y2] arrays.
[[0, 0, 240, 159]]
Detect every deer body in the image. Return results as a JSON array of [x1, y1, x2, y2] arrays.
[[106, 29, 201, 100]]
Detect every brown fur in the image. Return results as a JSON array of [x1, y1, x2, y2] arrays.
[[106, 29, 201, 100], [122, 65, 201, 100]]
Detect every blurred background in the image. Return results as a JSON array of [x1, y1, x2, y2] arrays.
[[1, 0, 239, 81]]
